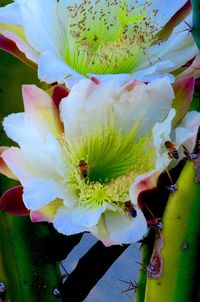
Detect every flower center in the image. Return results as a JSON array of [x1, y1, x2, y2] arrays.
[[63, 0, 158, 75], [60, 122, 155, 210]]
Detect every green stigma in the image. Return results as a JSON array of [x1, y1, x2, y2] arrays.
[[60, 121, 156, 210], [63, 0, 158, 76]]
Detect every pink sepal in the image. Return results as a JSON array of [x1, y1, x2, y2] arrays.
[[0, 33, 37, 69], [51, 85, 69, 109], [0, 185, 29, 215]]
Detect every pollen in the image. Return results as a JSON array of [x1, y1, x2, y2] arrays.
[[64, 0, 159, 75]]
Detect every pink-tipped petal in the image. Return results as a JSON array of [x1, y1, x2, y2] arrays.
[[0, 186, 29, 215], [0, 147, 18, 180], [30, 198, 63, 223], [129, 170, 159, 207], [172, 77, 195, 127], [0, 33, 37, 68], [51, 85, 69, 109], [22, 85, 62, 135]]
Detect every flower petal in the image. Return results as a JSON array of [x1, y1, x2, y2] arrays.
[[72, 204, 108, 228], [22, 85, 62, 136], [30, 198, 63, 222], [172, 77, 195, 127], [0, 147, 18, 180], [3, 113, 45, 147], [177, 55, 200, 79], [155, 0, 191, 42], [0, 185, 29, 215], [153, 108, 176, 152], [2, 147, 34, 182], [3, 134, 68, 181], [0, 32, 38, 66], [14, 0, 64, 54], [3, 87, 63, 147], [38, 51, 84, 86], [129, 170, 159, 206], [23, 178, 77, 210], [0, 2, 22, 24], [147, 31, 198, 74], [114, 77, 174, 136], [153, 108, 176, 169], [60, 77, 174, 141], [0, 30, 39, 63], [104, 209, 147, 245], [53, 206, 98, 235], [176, 111, 200, 152]]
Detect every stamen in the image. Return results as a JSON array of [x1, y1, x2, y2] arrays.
[[63, 0, 158, 75], [58, 121, 156, 211]]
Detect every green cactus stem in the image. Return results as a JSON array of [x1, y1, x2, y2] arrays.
[[144, 161, 200, 302], [0, 212, 61, 302], [135, 242, 152, 302], [191, 0, 200, 50]]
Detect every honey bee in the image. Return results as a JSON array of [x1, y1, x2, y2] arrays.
[[165, 141, 179, 160], [78, 160, 88, 178], [124, 201, 137, 218]]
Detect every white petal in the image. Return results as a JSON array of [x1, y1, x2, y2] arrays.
[[153, 108, 176, 151], [2, 147, 34, 182], [38, 52, 84, 85], [53, 206, 98, 235], [104, 209, 147, 244], [61, 77, 174, 141], [23, 178, 76, 210], [0, 3, 22, 24], [15, 0, 64, 54], [87, 73, 131, 86], [3, 135, 68, 180], [21, 135, 68, 179], [114, 77, 174, 136], [153, 108, 176, 169], [135, 21, 198, 77], [177, 111, 200, 152], [148, 0, 187, 27], [3, 106, 60, 149], [131, 61, 175, 82], [3, 113, 43, 147], [175, 127, 194, 146], [72, 204, 108, 228]]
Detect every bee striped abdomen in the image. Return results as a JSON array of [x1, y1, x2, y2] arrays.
[[165, 141, 179, 160], [78, 160, 88, 178]]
